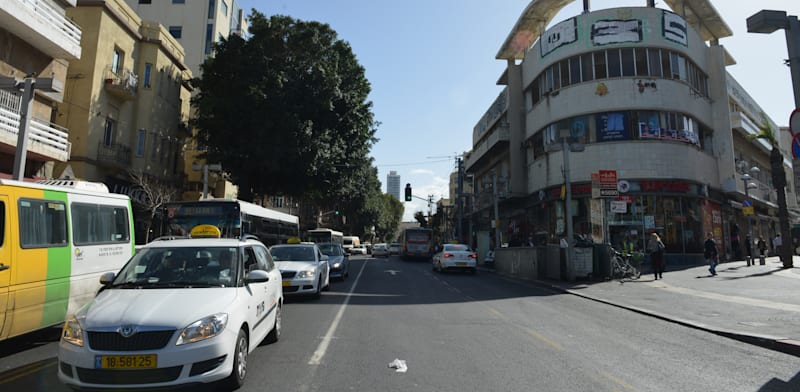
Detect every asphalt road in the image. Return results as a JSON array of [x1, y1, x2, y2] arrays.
[[1, 255, 799, 391]]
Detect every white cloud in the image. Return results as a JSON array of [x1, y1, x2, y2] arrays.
[[411, 169, 434, 175]]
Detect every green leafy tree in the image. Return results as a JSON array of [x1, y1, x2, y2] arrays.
[[192, 12, 377, 202], [747, 114, 793, 268], [374, 194, 403, 242]]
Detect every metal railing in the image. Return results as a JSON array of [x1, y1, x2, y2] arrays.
[[97, 142, 131, 166], [0, 105, 71, 161], [104, 66, 138, 94], [15, 0, 82, 49]]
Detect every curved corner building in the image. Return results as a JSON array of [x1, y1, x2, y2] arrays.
[[464, 0, 797, 263]]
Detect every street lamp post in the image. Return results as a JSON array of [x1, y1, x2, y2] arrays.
[[747, 10, 800, 109], [192, 163, 222, 199], [741, 166, 760, 265]]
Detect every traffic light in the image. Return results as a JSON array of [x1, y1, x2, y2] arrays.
[[404, 183, 412, 201], [335, 210, 339, 215]]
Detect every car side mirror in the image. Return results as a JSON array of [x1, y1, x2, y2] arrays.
[[99, 271, 116, 285], [245, 269, 269, 283], [321, 255, 329, 262]]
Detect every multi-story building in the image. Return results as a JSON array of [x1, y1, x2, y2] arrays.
[[465, 0, 797, 262], [0, 0, 81, 179], [124, 0, 249, 200], [387, 170, 401, 200], [58, 0, 193, 239]]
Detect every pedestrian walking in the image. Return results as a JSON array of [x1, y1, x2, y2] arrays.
[[704, 232, 719, 276], [773, 233, 783, 262], [731, 224, 741, 260], [745, 234, 753, 266], [647, 233, 665, 280], [757, 236, 767, 265]]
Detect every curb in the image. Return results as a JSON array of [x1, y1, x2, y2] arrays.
[[480, 267, 800, 358]]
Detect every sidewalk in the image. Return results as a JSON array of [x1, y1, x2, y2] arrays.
[[494, 255, 800, 357]]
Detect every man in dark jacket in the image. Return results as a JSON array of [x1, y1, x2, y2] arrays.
[[704, 232, 719, 276]]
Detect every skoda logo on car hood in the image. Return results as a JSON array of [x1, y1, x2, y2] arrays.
[[118, 325, 138, 338]]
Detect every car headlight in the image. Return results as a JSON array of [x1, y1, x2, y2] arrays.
[[177, 313, 228, 345], [332, 262, 342, 269], [62, 316, 85, 347], [296, 270, 315, 279]]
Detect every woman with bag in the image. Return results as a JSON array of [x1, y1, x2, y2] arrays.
[[647, 233, 665, 280]]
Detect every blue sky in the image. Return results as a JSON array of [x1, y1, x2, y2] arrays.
[[239, 0, 800, 221]]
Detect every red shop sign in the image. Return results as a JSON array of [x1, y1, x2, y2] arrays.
[[639, 180, 691, 193]]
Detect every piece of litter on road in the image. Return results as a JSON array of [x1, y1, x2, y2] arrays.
[[388, 358, 407, 373]]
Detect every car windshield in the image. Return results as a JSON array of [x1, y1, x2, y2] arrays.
[[112, 247, 239, 288], [271, 246, 316, 261], [318, 243, 343, 256], [444, 244, 470, 252]]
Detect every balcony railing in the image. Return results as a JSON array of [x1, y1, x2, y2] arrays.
[[103, 67, 138, 100], [0, 103, 71, 162], [97, 142, 131, 167], [3, 0, 82, 59]]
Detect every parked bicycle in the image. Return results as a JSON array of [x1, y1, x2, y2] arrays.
[[609, 245, 641, 280]]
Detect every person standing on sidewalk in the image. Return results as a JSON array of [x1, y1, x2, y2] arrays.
[[647, 233, 665, 280], [704, 232, 719, 276], [757, 236, 767, 265], [773, 233, 783, 263]]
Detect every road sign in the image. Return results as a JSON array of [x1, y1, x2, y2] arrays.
[[791, 108, 800, 136], [743, 199, 752, 207], [793, 133, 800, 159], [743, 206, 754, 215]]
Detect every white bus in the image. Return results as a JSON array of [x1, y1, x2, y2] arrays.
[[0, 179, 134, 341], [307, 228, 344, 244], [157, 199, 299, 246]]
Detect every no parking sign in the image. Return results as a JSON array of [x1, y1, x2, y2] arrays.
[[792, 109, 800, 158]]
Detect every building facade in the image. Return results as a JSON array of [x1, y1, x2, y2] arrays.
[[387, 170, 400, 200], [0, 0, 81, 179], [124, 0, 248, 201], [59, 0, 193, 239], [465, 0, 797, 262]]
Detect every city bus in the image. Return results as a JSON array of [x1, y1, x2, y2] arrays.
[[0, 179, 134, 341], [307, 228, 344, 244], [400, 227, 434, 260], [157, 199, 299, 246]]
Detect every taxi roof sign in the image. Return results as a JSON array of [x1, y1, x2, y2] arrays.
[[190, 224, 221, 238], [286, 237, 302, 244]]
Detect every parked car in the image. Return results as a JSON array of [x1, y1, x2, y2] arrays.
[[317, 242, 349, 280], [58, 225, 283, 390], [270, 243, 330, 298], [350, 244, 368, 255], [432, 243, 477, 274], [372, 243, 389, 257], [388, 243, 401, 255]]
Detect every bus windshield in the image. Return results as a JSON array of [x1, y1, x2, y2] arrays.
[[160, 202, 240, 238]]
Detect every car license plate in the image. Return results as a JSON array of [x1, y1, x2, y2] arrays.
[[282, 281, 291, 287], [456, 262, 467, 266], [95, 354, 157, 369]]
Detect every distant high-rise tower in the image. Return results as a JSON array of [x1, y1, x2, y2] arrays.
[[387, 171, 401, 200]]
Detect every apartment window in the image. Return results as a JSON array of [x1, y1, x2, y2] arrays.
[[272, 196, 284, 208], [607, 49, 621, 77], [581, 53, 594, 82], [593, 51, 607, 79], [136, 129, 146, 156], [621, 48, 635, 76], [143, 63, 152, 88], [103, 118, 115, 147], [172, 0, 185, 3], [111, 48, 122, 74], [205, 24, 214, 54], [648, 49, 662, 77], [169, 26, 182, 39], [208, 0, 216, 19], [139, 0, 152, 3], [221, 0, 228, 16], [559, 60, 570, 87], [151, 133, 158, 159], [569, 56, 581, 84], [634, 48, 648, 76]]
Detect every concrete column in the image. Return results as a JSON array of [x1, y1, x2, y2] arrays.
[[506, 59, 526, 196]]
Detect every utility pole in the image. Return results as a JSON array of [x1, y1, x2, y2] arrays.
[[457, 157, 464, 243]]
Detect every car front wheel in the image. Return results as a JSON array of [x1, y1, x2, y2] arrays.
[[265, 303, 281, 344], [224, 329, 248, 389]]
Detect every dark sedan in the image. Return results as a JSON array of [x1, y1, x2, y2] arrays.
[[318, 242, 349, 280]]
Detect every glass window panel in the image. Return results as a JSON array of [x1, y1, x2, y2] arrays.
[[661, 50, 671, 79], [570, 56, 581, 83], [581, 53, 594, 81], [607, 49, 621, 77], [19, 199, 67, 248], [560, 60, 570, 87], [594, 51, 607, 79], [621, 48, 635, 76], [648, 49, 662, 77], [635, 48, 649, 76]]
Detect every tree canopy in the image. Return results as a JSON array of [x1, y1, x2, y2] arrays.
[[192, 12, 378, 202]]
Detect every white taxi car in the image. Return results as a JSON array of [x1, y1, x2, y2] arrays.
[[270, 243, 330, 298], [58, 225, 283, 390], [432, 243, 478, 274]]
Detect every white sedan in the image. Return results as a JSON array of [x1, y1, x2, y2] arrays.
[[432, 244, 477, 274], [270, 243, 330, 298], [58, 233, 283, 390]]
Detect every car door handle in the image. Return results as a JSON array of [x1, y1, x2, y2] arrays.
[[0, 264, 8, 271]]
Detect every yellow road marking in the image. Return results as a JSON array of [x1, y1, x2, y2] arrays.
[[0, 360, 57, 384], [599, 370, 636, 391]]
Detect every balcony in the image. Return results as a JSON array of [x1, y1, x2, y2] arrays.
[[0, 0, 82, 60], [97, 142, 131, 168], [103, 67, 138, 101], [0, 103, 71, 162], [464, 126, 510, 172]]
